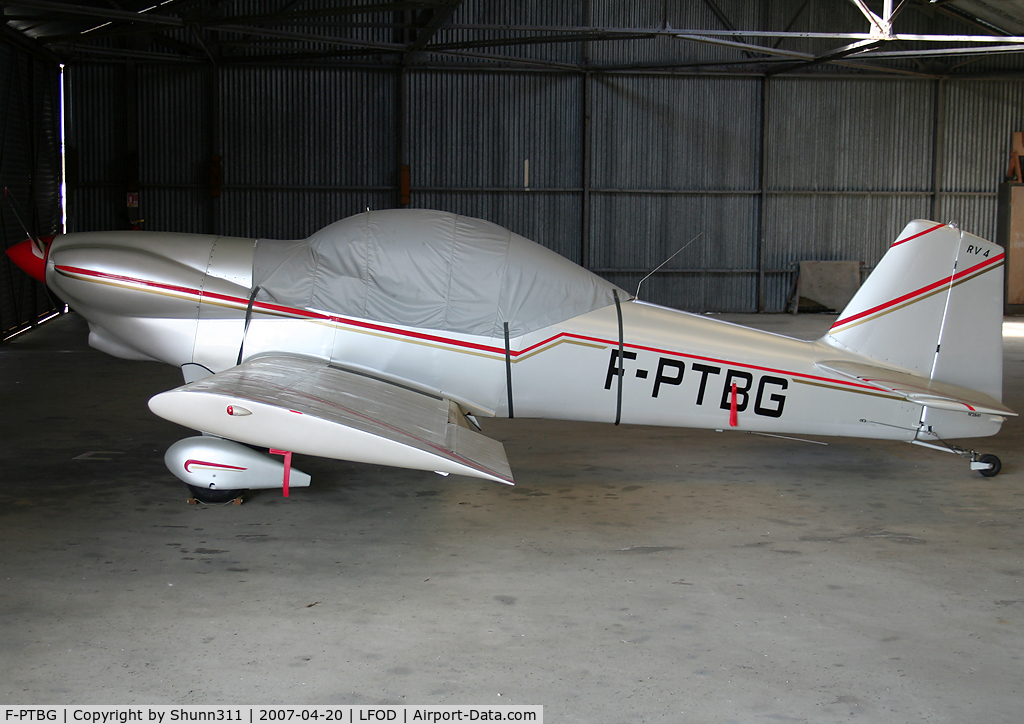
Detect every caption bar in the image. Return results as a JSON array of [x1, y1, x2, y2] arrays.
[[3, 708, 541, 724]]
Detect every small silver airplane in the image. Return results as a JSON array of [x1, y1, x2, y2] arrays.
[[7, 210, 1014, 501]]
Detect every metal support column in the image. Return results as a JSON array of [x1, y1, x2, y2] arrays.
[[930, 78, 946, 222], [124, 60, 140, 230], [757, 75, 770, 313], [581, 71, 591, 269], [397, 67, 410, 208], [580, 0, 592, 269], [206, 63, 221, 235]]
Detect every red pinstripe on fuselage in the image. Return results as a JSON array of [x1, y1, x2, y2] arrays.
[[54, 261, 892, 399]]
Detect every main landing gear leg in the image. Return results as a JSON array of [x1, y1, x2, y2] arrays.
[[911, 439, 1002, 477]]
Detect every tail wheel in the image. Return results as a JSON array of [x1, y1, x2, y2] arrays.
[[978, 454, 1001, 478]]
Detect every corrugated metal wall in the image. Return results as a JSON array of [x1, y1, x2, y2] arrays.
[[407, 71, 583, 261], [939, 80, 1024, 243], [137, 65, 208, 235], [63, 5, 1024, 313], [0, 43, 61, 339], [219, 66, 397, 238], [66, 64, 127, 233], [763, 77, 937, 293], [588, 75, 761, 311]]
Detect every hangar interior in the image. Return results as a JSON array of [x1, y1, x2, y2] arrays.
[[2, 1, 1024, 720], [6, 0, 1024, 330]]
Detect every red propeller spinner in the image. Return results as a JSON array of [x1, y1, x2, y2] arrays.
[[5, 236, 54, 283]]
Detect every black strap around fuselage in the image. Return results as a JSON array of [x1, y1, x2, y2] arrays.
[[504, 322, 515, 419], [614, 290, 623, 426], [236, 285, 261, 366]]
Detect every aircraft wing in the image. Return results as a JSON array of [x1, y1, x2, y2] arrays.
[[148, 354, 514, 484], [816, 359, 1017, 417]]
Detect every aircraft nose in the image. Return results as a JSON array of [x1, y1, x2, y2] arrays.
[[5, 236, 54, 283]]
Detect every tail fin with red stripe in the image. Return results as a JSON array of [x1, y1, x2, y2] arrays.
[[823, 220, 1005, 401]]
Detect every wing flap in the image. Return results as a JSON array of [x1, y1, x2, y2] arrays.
[[148, 354, 514, 484], [817, 359, 1016, 417]]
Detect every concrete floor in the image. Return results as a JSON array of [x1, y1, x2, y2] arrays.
[[1, 312, 1022, 722]]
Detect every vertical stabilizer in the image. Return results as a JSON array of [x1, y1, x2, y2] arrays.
[[824, 220, 1005, 400]]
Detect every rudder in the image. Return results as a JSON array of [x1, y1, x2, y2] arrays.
[[823, 220, 1005, 401]]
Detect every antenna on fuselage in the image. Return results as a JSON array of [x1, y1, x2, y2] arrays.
[[634, 231, 704, 301]]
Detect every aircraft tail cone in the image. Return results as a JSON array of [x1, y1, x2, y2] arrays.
[[6, 237, 53, 283]]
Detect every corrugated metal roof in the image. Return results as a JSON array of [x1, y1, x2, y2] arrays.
[[8, 1, 1024, 77], [943, 0, 1024, 35]]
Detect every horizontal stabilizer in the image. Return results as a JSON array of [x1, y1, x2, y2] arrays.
[[817, 360, 1016, 417], [149, 354, 514, 484]]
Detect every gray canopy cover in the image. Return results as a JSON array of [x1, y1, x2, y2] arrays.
[[252, 209, 626, 338]]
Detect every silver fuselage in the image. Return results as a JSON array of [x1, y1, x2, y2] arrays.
[[45, 231, 1003, 444]]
